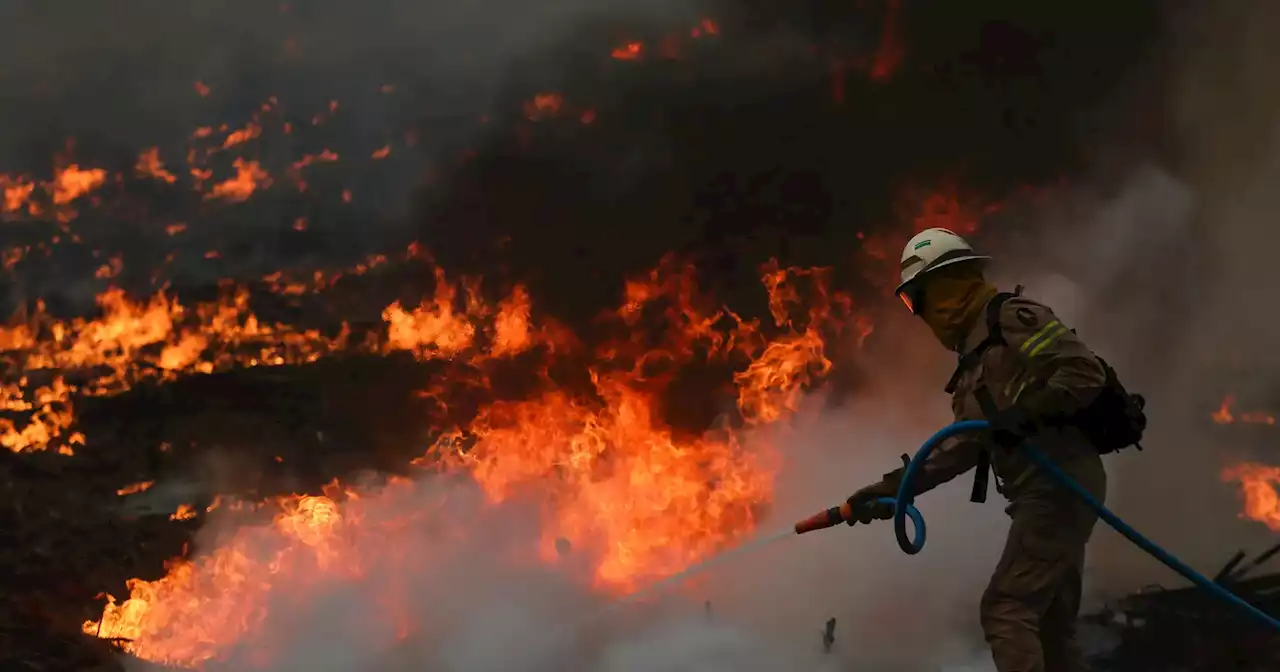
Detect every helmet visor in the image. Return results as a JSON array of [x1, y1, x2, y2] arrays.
[[897, 283, 923, 316]]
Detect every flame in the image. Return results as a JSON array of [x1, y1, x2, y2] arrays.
[[262, 244, 423, 297], [453, 374, 772, 589], [0, 285, 350, 452], [381, 267, 483, 359], [1222, 462, 1280, 531], [205, 159, 270, 202], [85, 482, 398, 666], [2, 175, 37, 214], [136, 148, 178, 184], [525, 92, 564, 120], [692, 18, 719, 38], [52, 164, 107, 205], [171, 504, 198, 521], [912, 185, 988, 237], [118, 480, 156, 496], [222, 121, 263, 149], [82, 256, 854, 664], [1213, 394, 1277, 425], [611, 42, 643, 60], [291, 149, 339, 170]]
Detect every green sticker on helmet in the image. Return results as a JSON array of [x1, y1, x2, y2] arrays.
[[913, 240, 932, 250]]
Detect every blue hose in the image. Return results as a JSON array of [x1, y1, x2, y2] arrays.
[[889, 419, 1280, 632]]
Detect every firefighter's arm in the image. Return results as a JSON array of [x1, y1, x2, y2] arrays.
[[999, 297, 1106, 421], [911, 393, 987, 494]]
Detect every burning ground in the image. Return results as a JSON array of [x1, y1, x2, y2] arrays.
[[2, 0, 1279, 670]]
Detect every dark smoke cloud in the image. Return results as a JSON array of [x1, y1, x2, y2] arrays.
[[1, 0, 1165, 318]]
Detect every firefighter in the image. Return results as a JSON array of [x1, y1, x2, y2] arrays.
[[848, 228, 1108, 672]]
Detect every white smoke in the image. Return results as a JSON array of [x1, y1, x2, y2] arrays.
[[116, 383, 1013, 672], [975, 0, 1280, 598]]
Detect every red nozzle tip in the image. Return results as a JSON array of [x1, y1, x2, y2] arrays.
[[794, 510, 831, 534], [794, 505, 850, 534]]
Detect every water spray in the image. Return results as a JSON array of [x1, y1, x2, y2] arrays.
[[582, 527, 795, 625], [578, 493, 926, 626]]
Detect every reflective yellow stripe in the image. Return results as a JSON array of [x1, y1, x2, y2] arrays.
[[1018, 319, 1061, 354], [1003, 375, 1029, 401], [1027, 325, 1067, 357], [1010, 380, 1029, 402]]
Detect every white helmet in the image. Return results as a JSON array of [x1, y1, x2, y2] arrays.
[[895, 228, 989, 313]]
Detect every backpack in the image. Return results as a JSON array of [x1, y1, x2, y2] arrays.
[[1074, 357, 1147, 454], [946, 288, 1148, 501]]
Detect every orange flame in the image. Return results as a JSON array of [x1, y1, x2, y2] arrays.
[[81, 255, 856, 664], [136, 148, 178, 184], [1222, 462, 1280, 531], [205, 159, 270, 202], [170, 504, 198, 521], [1213, 394, 1277, 425], [117, 480, 156, 496], [52, 165, 107, 205], [0, 285, 350, 452], [611, 42, 643, 60]]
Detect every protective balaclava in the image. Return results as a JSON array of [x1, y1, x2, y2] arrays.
[[917, 261, 997, 351]]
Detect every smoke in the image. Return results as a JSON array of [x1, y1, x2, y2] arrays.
[[119, 385, 1010, 672], [0, 0, 702, 300], [965, 1, 1280, 595]]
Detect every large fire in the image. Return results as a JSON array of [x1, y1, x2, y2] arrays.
[[58, 242, 851, 666], [0, 31, 862, 666]]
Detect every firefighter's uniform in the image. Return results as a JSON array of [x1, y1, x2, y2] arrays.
[[921, 294, 1107, 672], [850, 227, 1109, 672]]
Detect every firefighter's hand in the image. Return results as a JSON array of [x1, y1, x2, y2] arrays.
[[845, 473, 901, 525]]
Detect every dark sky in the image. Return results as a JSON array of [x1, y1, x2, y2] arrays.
[[418, 0, 1170, 323]]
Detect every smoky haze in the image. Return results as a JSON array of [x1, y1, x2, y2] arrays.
[[4, 0, 1273, 670], [982, 0, 1280, 595]]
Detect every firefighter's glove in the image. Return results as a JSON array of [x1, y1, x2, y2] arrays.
[[989, 404, 1039, 449], [845, 467, 905, 525]]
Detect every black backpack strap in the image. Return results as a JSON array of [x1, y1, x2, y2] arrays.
[[970, 449, 990, 503], [969, 385, 1004, 503], [942, 290, 1020, 503]]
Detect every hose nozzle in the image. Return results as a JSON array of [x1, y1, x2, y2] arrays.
[[794, 502, 854, 534]]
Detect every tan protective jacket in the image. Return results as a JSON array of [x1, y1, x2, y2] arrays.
[[916, 294, 1107, 500]]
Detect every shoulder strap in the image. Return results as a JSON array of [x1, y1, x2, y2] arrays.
[[957, 288, 1022, 504], [944, 291, 1017, 394]]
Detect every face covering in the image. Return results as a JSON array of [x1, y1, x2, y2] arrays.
[[917, 263, 998, 351]]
